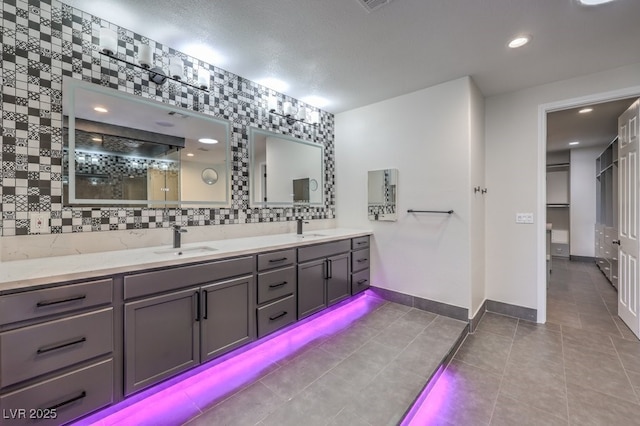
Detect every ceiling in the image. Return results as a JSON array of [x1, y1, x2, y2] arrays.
[[547, 97, 637, 153], [63, 0, 640, 114]]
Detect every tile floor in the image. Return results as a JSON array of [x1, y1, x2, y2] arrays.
[[414, 258, 640, 425], [184, 297, 467, 426]]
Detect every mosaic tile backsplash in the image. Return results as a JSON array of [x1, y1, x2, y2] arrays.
[[0, 0, 335, 236]]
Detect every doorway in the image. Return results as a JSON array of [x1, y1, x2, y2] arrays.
[[539, 88, 640, 325]]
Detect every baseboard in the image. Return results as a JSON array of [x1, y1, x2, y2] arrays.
[[369, 286, 468, 321], [469, 300, 487, 333], [569, 255, 595, 263], [486, 299, 537, 322]]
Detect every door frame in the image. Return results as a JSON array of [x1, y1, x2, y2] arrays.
[[537, 86, 640, 323]]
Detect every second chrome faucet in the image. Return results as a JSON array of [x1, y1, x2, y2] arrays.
[[172, 224, 187, 248]]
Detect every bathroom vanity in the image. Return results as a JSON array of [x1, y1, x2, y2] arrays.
[[0, 229, 370, 425]]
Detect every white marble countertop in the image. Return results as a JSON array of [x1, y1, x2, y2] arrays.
[[0, 228, 372, 294]]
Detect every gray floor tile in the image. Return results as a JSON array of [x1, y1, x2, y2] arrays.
[[330, 340, 401, 389], [579, 312, 623, 337], [400, 308, 438, 326], [613, 316, 640, 341], [490, 394, 568, 426], [475, 312, 518, 338], [261, 372, 358, 426], [567, 382, 640, 426], [329, 407, 372, 426], [422, 359, 501, 426], [259, 346, 343, 399], [611, 335, 640, 373], [563, 344, 637, 403], [318, 322, 379, 359], [561, 324, 617, 355], [453, 330, 512, 374], [186, 381, 283, 426]]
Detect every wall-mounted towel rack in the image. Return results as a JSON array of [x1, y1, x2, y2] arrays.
[[407, 209, 454, 214]]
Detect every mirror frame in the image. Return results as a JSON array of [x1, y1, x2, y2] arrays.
[[62, 77, 231, 207], [248, 127, 325, 207]]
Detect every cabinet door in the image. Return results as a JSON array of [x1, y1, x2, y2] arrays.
[[124, 288, 199, 396], [298, 259, 327, 319], [327, 253, 350, 306], [201, 275, 255, 362]]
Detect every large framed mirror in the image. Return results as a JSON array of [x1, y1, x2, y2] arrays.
[[249, 128, 324, 207], [62, 77, 230, 207], [368, 168, 398, 221]]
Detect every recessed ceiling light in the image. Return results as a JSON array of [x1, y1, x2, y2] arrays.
[[578, 108, 593, 114], [186, 153, 194, 157], [94, 106, 108, 113], [569, 141, 580, 145], [198, 138, 218, 144], [508, 35, 531, 49], [577, 0, 616, 6]]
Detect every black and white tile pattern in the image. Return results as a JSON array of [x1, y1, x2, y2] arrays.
[[0, 0, 335, 236]]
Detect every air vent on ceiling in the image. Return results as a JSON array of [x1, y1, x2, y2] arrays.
[[198, 147, 210, 152], [356, 0, 394, 12]]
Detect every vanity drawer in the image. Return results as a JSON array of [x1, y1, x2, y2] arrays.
[[0, 279, 113, 326], [124, 256, 254, 299], [0, 308, 113, 388], [352, 248, 370, 272], [352, 269, 371, 295], [351, 236, 370, 250], [257, 294, 296, 338], [257, 249, 296, 272], [0, 359, 113, 426], [298, 240, 350, 263], [257, 266, 296, 305]]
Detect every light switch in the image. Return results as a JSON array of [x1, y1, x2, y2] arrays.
[[515, 213, 534, 224]]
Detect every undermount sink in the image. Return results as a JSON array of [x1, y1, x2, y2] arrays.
[[154, 246, 217, 255], [296, 233, 326, 238]]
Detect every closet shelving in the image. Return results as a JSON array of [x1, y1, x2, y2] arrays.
[[546, 162, 570, 258], [595, 137, 619, 289]]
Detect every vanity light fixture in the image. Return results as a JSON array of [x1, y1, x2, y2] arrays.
[[198, 68, 211, 90], [577, 0, 616, 5], [98, 27, 210, 92], [267, 94, 319, 126], [508, 35, 531, 49], [579, 107, 593, 114]]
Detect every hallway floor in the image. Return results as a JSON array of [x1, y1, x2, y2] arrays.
[[414, 258, 640, 425]]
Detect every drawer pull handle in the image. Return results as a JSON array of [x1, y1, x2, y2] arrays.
[[45, 391, 87, 410], [269, 257, 288, 263], [356, 241, 367, 245], [269, 281, 288, 289], [194, 291, 201, 322], [357, 279, 368, 285], [37, 337, 87, 354], [203, 290, 208, 320], [269, 311, 288, 321], [36, 295, 86, 307], [357, 258, 368, 263]]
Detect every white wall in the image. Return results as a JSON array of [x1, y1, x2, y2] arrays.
[[485, 62, 640, 321], [469, 78, 486, 318], [180, 160, 227, 205], [335, 77, 476, 311], [570, 146, 603, 257]]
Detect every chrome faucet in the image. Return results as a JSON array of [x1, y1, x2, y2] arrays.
[[296, 218, 309, 235], [172, 224, 187, 248]]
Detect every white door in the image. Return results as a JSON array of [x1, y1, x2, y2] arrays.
[[619, 99, 640, 337]]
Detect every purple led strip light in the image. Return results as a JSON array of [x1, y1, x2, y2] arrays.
[[73, 291, 382, 425]]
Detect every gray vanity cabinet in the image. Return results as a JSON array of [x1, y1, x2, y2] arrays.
[[351, 236, 371, 295], [201, 275, 255, 362], [124, 288, 199, 396], [297, 240, 351, 319], [123, 256, 255, 396]]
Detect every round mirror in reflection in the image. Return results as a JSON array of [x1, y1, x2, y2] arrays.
[[201, 168, 219, 185]]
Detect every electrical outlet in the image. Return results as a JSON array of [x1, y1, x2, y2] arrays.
[[515, 213, 534, 224], [29, 212, 50, 233]]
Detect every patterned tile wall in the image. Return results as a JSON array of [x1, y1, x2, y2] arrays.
[[0, 0, 336, 236]]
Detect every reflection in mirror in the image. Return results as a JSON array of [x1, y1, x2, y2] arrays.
[[368, 169, 398, 221], [249, 128, 324, 206], [62, 77, 230, 207]]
